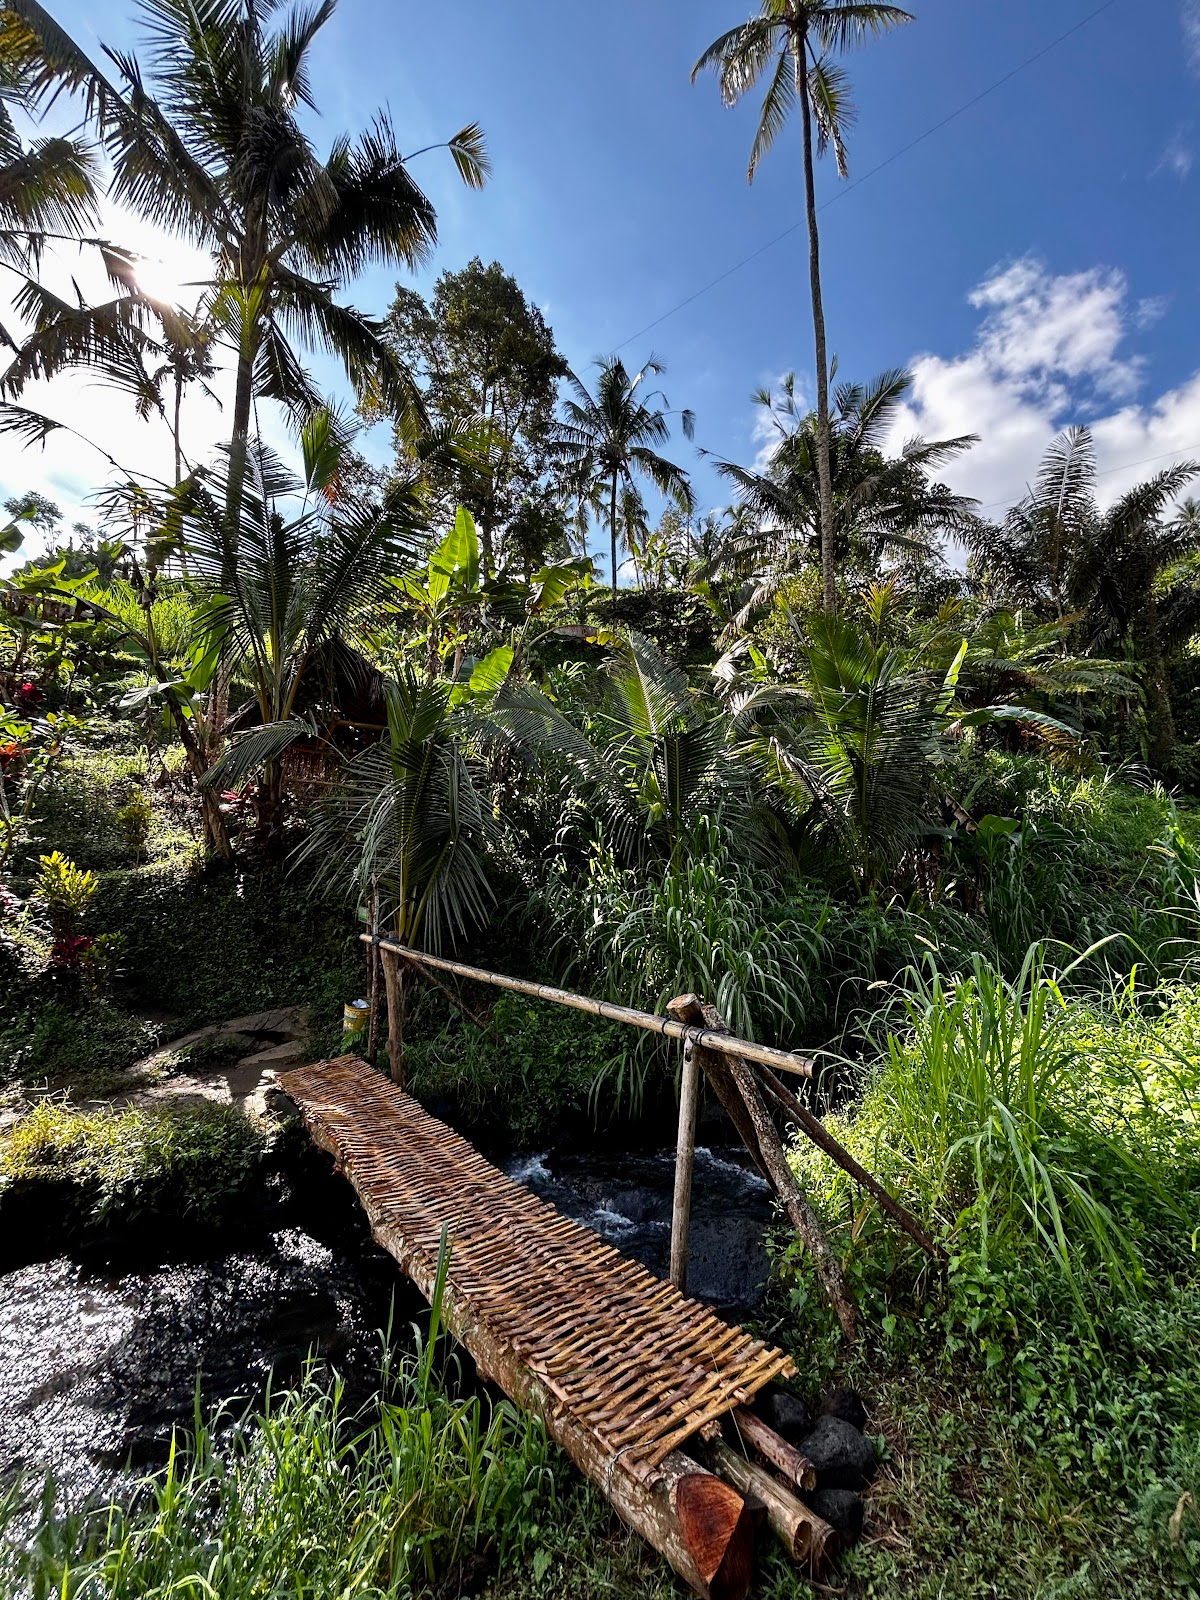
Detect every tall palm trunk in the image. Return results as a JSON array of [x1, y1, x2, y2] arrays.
[[206, 338, 256, 759], [794, 35, 836, 616], [609, 469, 620, 616]]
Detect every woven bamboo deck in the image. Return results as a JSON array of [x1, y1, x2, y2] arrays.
[[278, 1056, 795, 1483]]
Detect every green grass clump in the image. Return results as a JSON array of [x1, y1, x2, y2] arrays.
[[773, 950, 1200, 1595], [0, 1243, 561, 1600], [1, 1100, 267, 1229]]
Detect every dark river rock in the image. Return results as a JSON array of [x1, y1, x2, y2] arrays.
[[0, 1142, 775, 1514]]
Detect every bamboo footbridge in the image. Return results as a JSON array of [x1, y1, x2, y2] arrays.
[[279, 940, 941, 1597], [279, 1055, 800, 1599]]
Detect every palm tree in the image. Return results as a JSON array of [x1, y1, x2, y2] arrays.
[[712, 367, 976, 617], [2, 246, 220, 489], [693, 1, 912, 615], [556, 356, 695, 607], [966, 427, 1200, 768], [0, 5, 97, 269], [498, 632, 774, 871], [8, 0, 487, 555], [297, 664, 496, 1083], [184, 409, 424, 848]]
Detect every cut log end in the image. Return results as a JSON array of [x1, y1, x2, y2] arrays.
[[673, 1472, 756, 1600]]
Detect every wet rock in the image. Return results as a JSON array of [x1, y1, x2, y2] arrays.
[[811, 1487, 864, 1545], [822, 1386, 868, 1433], [800, 1415, 878, 1491], [757, 1389, 813, 1441]]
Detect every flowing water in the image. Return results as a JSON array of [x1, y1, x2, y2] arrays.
[[0, 1143, 773, 1514]]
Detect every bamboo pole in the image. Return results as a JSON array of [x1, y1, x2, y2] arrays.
[[730, 1408, 816, 1494], [667, 994, 857, 1343], [758, 1070, 946, 1261], [359, 936, 813, 1080], [381, 949, 405, 1089], [705, 1439, 839, 1571], [366, 880, 380, 1068], [670, 1039, 701, 1293]]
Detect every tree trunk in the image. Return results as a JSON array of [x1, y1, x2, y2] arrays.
[[794, 37, 836, 616], [1137, 603, 1177, 772], [173, 369, 184, 488], [610, 470, 620, 617], [382, 949, 407, 1087], [207, 342, 256, 758]]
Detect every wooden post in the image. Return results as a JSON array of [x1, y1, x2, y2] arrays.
[[366, 880, 380, 1068], [381, 949, 406, 1089], [667, 994, 857, 1343], [670, 1038, 701, 1293]]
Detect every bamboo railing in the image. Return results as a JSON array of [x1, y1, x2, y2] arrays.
[[359, 934, 814, 1078], [358, 933, 943, 1311]]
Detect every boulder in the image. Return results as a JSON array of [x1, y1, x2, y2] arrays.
[[810, 1487, 864, 1544], [822, 1386, 868, 1433], [800, 1414, 877, 1491], [757, 1389, 813, 1442]]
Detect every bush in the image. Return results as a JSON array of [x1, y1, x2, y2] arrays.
[[89, 857, 364, 1028], [406, 992, 631, 1146], [0, 1099, 267, 1235], [0, 998, 158, 1087]]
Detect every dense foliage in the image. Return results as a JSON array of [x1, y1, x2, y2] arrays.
[[2, 0, 1200, 1595]]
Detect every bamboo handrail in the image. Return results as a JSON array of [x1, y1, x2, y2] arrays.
[[359, 935, 814, 1079]]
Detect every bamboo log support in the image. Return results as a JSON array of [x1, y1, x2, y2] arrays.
[[359, 935, 812, 1079], [705, 1438, 839, 1571], [670, 1039, 701, 1293], [366, 881, 381, 1067], [730, 1408, 816, 1493], [759, 1070, 946, 1261], [667, 995, 857, 1343]]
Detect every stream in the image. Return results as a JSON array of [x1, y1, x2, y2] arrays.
[[0, 1143, 774, 1515]]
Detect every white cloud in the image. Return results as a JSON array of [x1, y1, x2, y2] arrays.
[[884, 257, 1200, 523], [1184, 0, 1200, 76], [1154, 126, 1194, 181], [966, 259, 1140, 401], [1135, 295, 1171, 332]]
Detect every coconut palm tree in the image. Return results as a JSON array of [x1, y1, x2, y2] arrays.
[[297, 663, 497, 1082], [0, 5, 97, 269], [693, 1, 912, 615], [6, 0, 487, 551], [712, 367, 976, 619], [966, 427, 1200, 768], [556, 355, 695, 607], [1, 246, 220, 489]]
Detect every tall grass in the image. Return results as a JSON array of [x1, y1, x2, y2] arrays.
[[803, 948, 1191, 1304], [0, 1237, 557, 1599]]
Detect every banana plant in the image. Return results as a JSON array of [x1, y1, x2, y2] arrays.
[[383, 504, 591, 683]]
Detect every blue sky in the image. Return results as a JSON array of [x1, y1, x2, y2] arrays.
[[4, 0, 1200, 572]]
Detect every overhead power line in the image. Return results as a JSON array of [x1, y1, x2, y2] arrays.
[[615, 0, 1125, 353]]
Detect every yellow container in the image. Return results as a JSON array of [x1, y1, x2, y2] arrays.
[[343, 999, 370, 1035]]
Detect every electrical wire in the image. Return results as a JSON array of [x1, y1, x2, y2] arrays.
[[615, 0, 1125, 352]]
